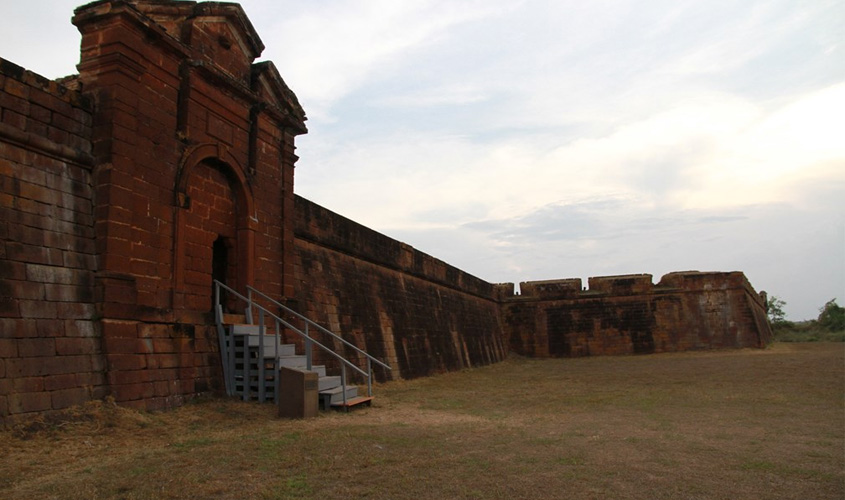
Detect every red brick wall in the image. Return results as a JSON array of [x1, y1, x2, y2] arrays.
[[293, 196, 507, 380], [1, 1, 306, 422], [67, 1, 305, 411], [503, 272, 773, 358], [0, 58, 106, 425]]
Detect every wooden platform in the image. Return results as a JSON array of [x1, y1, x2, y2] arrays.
[[330, 396, 374, 410]]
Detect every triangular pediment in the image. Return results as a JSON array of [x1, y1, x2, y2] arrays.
[[133, 1, 264, 81], [252, 61, 307, 133]]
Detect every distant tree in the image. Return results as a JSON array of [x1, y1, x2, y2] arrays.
[[766, 295, 787, 324], [817, 299, 845, 332]]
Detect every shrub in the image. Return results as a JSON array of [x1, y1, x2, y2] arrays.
[[766, 295, 787, 325], [773, 320, 845, 342], [817, 299, 845, 332]]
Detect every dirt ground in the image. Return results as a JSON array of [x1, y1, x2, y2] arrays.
[[1, 342, 842, 499]]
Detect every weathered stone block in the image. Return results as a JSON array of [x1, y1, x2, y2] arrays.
[[107, 353, 147, 371], [44, 373, 79, 392], [55, 337, 98, 356], [19, 300, 58, 319], [101, 320, 138, 338], [9, 391, 51, 414], [50, 386, 90, 410], [16, 338, 55, 357], [12, 376, 44, 393]]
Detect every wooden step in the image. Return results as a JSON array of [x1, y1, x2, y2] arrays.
[[331, 396, 374, 409]]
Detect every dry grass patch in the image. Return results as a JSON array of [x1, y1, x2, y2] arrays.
[[1, 342, 843, 499]]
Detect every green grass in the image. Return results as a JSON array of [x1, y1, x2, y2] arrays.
[[1, 343, 843, 499], [773, 320, 845, 342]]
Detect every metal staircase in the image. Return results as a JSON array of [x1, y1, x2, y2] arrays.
[[213, 281, 391, 410]]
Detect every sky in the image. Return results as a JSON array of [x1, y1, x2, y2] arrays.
[[2, 0, 843, 320]]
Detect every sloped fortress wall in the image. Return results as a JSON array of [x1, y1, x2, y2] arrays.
[[502, 272, 772, 358], [293, 196, 507, 380], [0, 59, 106, 421]]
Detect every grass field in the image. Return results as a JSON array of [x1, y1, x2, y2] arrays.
[[1, 342, 843, 499], [772, 321, 845, 343]]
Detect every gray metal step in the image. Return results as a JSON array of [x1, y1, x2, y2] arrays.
[[251, 344, 296, 357], [287, 365, 327, 377], [277, 355, 307, 368], [247, 335, 281, 349], [230, 325, 282, 350], [231, 324, 263, 335], [318, 375, 341, 391], [319, 385, 358, 406]]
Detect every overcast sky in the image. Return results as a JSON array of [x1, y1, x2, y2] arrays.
[[2, 0, 843, 320]]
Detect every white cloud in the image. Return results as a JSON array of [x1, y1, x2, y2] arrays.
[[257, 0, 516, 120], [746, 83, 845, 165], [300, 82, 844, 234], [374, 83, 489, 108], [681, 83, 845, 209]]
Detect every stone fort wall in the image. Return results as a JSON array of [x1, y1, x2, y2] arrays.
[[0, 59, 106, 420], [293, 196, 506, 381], [0, 1, 771, 426], [503, 272, 771, 358]]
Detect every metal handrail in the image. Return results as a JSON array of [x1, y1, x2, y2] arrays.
[[216, 280, 369, 376], [246, 285, 392, 371], [214, 280, 389, 404]]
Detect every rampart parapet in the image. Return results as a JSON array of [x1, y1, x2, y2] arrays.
[[518, 278, 583, 299], [503, 271, 772, 358]]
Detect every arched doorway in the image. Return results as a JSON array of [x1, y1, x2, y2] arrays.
[[173, 144, 256, 313]]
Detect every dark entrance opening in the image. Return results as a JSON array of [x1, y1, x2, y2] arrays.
[[212, 235, 228, 312]]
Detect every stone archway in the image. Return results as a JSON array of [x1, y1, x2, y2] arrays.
[[173, 143, 256, 312]]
